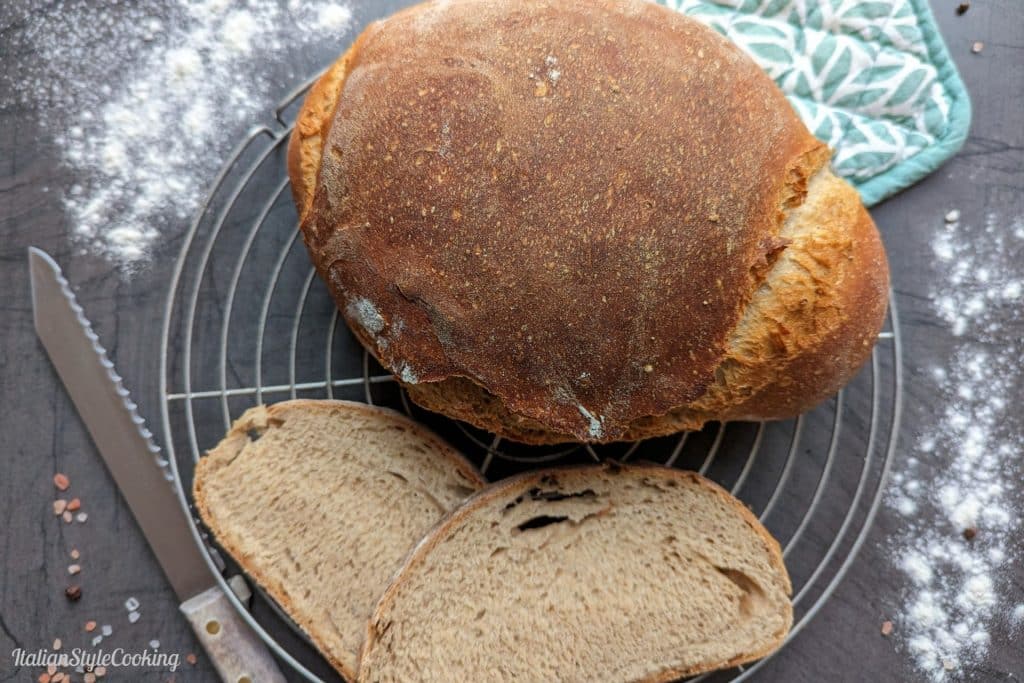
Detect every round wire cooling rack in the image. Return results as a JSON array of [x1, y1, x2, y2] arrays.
[[159, 74, 904, 682]]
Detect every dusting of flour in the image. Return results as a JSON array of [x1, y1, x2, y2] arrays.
[[6, 0, 353, 267], [886, 211, 1024, 680]]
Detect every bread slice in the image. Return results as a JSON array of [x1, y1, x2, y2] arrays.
[[192, 400, 485, 681], [359, 463, 792, 682]]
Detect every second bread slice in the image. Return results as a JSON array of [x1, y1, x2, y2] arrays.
[[360, 463, 792, 682], [193, 400, 485, 681]]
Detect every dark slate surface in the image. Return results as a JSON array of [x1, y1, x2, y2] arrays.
[[1, 1, 1021, 681]]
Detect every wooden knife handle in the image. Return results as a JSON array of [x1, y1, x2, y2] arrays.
[[180, 585, 287, 683]]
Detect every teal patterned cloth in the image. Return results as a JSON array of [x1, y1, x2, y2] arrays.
[[663, 0, 971, 206]]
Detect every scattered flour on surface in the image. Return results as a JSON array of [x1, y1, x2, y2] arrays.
[[886, 212, 1024, 681], [6, 0, 354, 268], [396, 362, 419, 385], [314, 3, 354, 29], [347, 297, 386, 336], [576, 404, 605, 440]]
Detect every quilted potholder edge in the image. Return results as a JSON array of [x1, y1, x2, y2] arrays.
[[664, 0, 972, 207]]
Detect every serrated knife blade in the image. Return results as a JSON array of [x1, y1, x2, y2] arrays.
[[29, 247, 285, 683], [29, 246, 210, 600]]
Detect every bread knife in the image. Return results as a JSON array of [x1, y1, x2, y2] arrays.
[[28, 247, 286, 683]]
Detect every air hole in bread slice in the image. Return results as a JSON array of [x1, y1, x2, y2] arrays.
[[515, 515, 569, 532]]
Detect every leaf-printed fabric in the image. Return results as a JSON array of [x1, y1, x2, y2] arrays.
[[662, 0, 971, 206]]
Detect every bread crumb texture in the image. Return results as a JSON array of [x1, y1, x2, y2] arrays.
[[192, 400, 484, 680], [359, 464, 792, 682]]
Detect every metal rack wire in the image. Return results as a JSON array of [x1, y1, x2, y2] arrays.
[[159, 75, 903, 682]]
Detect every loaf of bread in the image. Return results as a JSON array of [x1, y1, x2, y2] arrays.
[[289, 0, 890, 444], [359, 463, 792, 682], [192, 400, 485, 680]]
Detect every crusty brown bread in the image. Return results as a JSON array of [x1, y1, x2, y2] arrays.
[[288, 0, 890, 444], [358, 463, 793, 682], [192, 400, 485, 680]]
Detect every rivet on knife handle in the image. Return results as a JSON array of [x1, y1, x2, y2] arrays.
[[181, 586, 288, 683]]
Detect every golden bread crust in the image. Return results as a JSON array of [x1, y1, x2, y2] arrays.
[[287, 50, 354, 219], [288, 0, 888, 443]]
